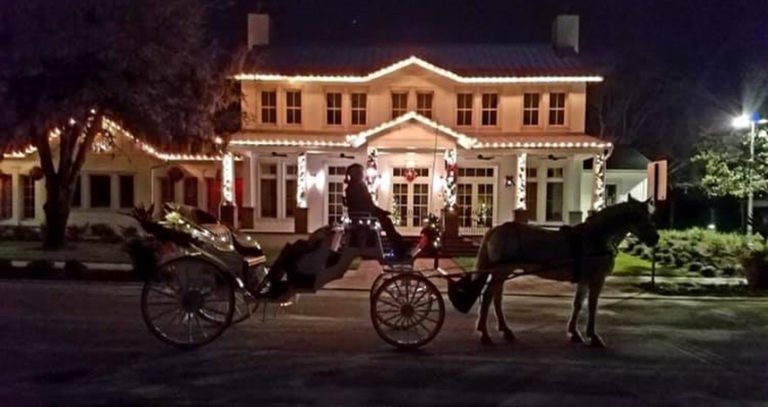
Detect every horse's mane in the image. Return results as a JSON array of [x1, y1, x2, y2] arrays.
[[577, 200, 639, 236]]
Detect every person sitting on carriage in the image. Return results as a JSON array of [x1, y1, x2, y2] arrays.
[[343, 163, 410, 259]]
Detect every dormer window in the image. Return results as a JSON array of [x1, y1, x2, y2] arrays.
[[286, 90, 302, 124], [351, 93, 367, 125], [326, 92, 342, 125], [456, 93, 473, 126], [523, 93, 540, 126], [481, 93, 498, 126], [391, 92, 408, 118], [548, 92, 566, 126], [417, 92, 433, 119]]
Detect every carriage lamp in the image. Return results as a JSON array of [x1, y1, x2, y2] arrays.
[[505, 175, 514, 187]]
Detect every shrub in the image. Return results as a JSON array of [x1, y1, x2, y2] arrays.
[[632, 245, 645, 256], [721, 264, 741, 277], [90, 223, 121, 243], [689, 262, 703, 272], [66, 224, 89, 242], [701, 265, 717, 277]]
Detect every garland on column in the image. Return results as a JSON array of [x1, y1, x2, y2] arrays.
[[443, 149, 458, 210], [391, 197, 401, 226], [365, 148, 380, 201], [296, 153, 308, 209]]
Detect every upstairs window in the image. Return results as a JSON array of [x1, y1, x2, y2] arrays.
[[481, 93, 498, 126], [548, 92, 566, 126], [351, 93, 367, 125], [456, 93, 473, 126], [523, 93, 540, 126], [391, 92, 408, 118], [285, 90, 302, 124], [416, 92, 433, 119], [260, 91, 277, 124], [326, 92, 342, 125]]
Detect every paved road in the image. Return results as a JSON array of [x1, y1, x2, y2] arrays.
[[1, 280, 767, 406]]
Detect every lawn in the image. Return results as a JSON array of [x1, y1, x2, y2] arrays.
[[450, 252, 689, 277]]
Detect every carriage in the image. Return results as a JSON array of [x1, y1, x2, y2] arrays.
[[133, 203, 446, 350]]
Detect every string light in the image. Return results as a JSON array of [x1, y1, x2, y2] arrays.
[[235, 55, 604, 85], [592, 152, 607, 211], [346, 111, 476, 149], [229, 139, 348, 148], [221, 152, 235, 204], [297, 153, 308, 208], [443, 149, 458, 211], [366, 148, 380, 202]]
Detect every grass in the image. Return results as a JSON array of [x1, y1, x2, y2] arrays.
[[450, 252, 691, 277]]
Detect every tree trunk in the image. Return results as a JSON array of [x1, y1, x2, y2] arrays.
[[43, 177, 73, 249]]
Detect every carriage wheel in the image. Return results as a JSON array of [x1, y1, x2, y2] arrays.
[[141, 257, 235, 349], [369, 272, 394, 302], [370, 274, 445, 350], [200, 288, 258, 325]]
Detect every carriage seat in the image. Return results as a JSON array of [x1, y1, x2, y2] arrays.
[[345, 211, 383, 250]]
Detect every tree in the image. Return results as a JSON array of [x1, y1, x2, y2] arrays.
[[692, 129, 768, 228], [0, 0, 240, 248]]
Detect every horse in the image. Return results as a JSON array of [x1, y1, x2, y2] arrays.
[[465, 197, 659, 348]]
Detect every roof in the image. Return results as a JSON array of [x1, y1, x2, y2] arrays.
[[583, 146, 649, 170], [242, 44, 599, 76]]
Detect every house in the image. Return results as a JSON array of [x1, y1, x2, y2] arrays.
[[0, 13, 647, 236]]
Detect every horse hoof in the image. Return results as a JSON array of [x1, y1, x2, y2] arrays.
[[589, 336, 606, 348], [568, 331, 584, 344], [503, 331, 517, 342]]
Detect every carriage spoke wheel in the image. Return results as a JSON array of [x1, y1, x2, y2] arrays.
[[369, 272, 394, 302], [141, 258, 234, 349], [371, 274, 444, 350], [200, 288, 258, 325]]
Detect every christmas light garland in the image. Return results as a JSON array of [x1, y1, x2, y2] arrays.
[[365, 148, 380, 201], [443, 149, 458, 211], [297, 153, 308, 209]]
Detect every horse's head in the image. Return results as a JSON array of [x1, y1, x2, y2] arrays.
[[625, 196, 660, 247]]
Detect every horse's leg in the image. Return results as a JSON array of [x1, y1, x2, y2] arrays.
[[476, 279, 496, 345], [492, 279, 515, 341], [586, 276, 607, 348], [567, 282, 587, 343]]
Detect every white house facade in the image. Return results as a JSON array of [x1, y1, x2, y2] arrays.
[[0, 13, 648, 236]]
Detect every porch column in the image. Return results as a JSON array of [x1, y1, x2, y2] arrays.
[[591, 151, 607, 212], [220, 151, 236, 227], [513, 152, 528, 223], [294, 152, 308, 233], [442, 148, 459, 238], [248, 151, 258, 207]]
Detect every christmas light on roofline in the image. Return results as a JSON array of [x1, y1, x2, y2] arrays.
[[235, 56, 604, 84]]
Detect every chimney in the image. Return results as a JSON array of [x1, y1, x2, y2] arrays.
[[247, 13, 270, 48], [552, 14, 579, 55]]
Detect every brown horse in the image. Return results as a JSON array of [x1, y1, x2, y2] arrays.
[[471, 197, 659, 347]]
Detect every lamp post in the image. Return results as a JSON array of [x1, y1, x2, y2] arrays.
[[732, 113, 768, 235]]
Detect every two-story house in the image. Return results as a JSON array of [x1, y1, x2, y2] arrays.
[[227, 13, 617, 235]]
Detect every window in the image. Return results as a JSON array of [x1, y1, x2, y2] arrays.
[[119, 175, 134, 208], [183, 177, 198, 207], [0, 174, 11, 219], [160, 177, 174, 204], [261, 91, 277, 124], [391, 92, 408, 118], [90, 174, 111, 208], [545, 167, 564, 222], [456, 93, 473, 126], [481, 93, 498, 126], [72, 176, 81, 208], [260, 163, 277, 218], [21, 176, 35, 219], [477, 184, 494, 227], [327, 166, 347, 224], [351, 93, 367, 125], [549, 92, 566, 126], [606, 184, 618, 206], [457, 168, 496, 230], [326, 92, 342, 125], [523, 93, 540, 126], [417, 92, 433, 118], [285, 164, 297, 218], [285, 90, 302, 124]]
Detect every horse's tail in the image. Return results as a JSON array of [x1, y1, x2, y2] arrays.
[[447, 227, 496, 313]]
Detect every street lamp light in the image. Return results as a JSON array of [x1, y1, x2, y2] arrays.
[[732, 113, 768, 235]]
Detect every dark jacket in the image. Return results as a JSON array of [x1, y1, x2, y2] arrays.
[[345, 182, 382, 215]]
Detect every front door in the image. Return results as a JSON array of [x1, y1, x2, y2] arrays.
[[391, 168, 430, 235]]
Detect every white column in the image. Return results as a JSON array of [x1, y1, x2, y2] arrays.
[[515, 152, 527, 210], [592, 152, 607, 211], [297, 152, 308, 209], [222, 152, 235, 206], [248, 151, 258, 210]]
